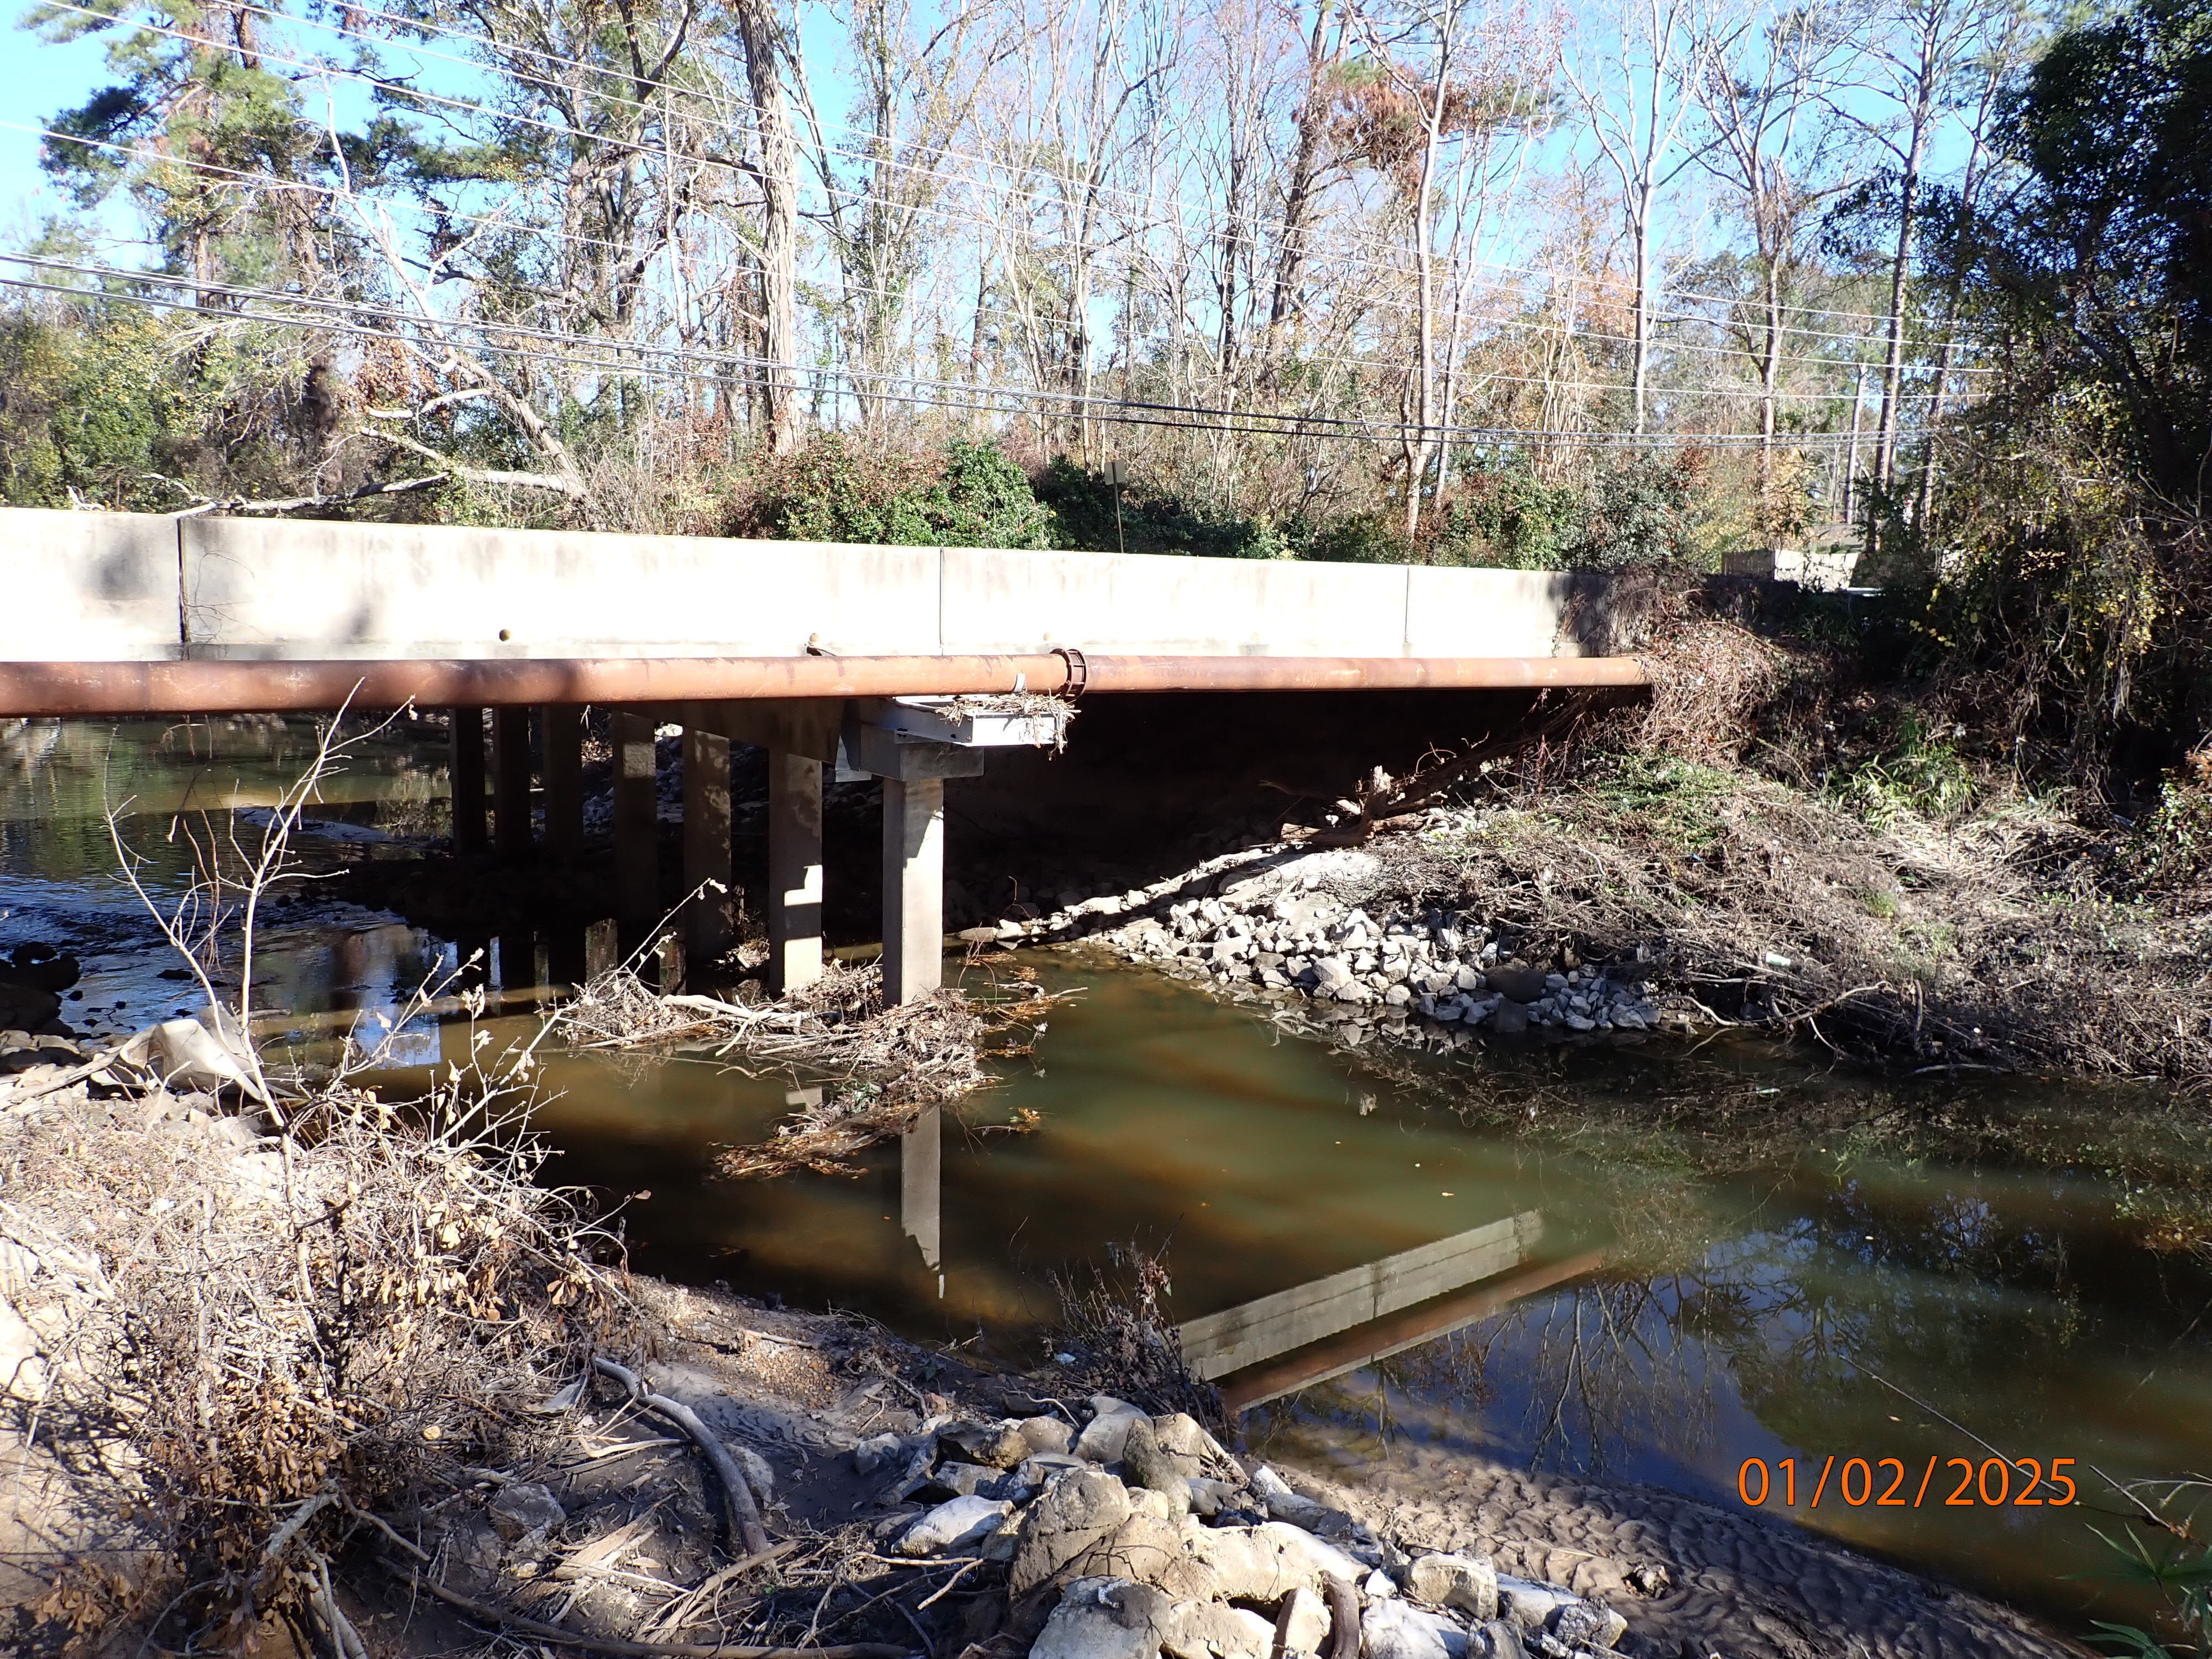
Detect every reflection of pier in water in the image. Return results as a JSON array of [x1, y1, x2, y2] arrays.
[[1173, 1212, 1604, 1413], [884, 1122, 1595, 1375], [902, 1107, 943, 1293]]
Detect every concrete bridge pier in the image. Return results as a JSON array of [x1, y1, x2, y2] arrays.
[[493, 706, 532, 862], [842, 719, 984, 1007], [768, 751, 824, 993], [718, 701, 839, 995], [540, 703, 583, 864], [613, 710, 659, 927], [681, 706, 734, 964], [880, 776, 946, 1005], [450, 706, 487, 854]]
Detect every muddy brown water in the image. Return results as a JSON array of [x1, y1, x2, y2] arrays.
[[6, 714, 2210, 1642]]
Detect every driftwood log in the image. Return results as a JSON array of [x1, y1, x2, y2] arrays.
[[594, 1356, 773, 1556]]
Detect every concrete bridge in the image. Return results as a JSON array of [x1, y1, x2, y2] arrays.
[[0, 508, 1646, 1004]]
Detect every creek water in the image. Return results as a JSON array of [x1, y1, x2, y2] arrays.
[[5, 714, 2210, 1642]]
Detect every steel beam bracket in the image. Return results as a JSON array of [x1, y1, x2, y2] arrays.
[[1053, 645, 1089, 698]]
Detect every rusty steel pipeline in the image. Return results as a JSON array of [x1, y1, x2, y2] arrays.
[[0, 651, 1647, 716]]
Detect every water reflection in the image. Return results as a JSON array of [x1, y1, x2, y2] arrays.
[[904, 1105, 944, 1287], [0, 714, 456, 1041], [1182, 1209, 1548, 1381], [526, 961, 2212, 1637]]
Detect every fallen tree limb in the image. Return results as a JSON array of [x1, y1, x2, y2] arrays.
[[593, 1356, 771, 1555], [169, 473, 451, 518], [368, 429, 586, 497], [385, 1563, 905, 1658]]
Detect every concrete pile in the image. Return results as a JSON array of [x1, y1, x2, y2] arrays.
[[861, 1394, 1631, 1659], [993, 848, 1668, 1047]]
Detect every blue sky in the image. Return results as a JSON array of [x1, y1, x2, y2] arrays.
[[0, 20, 111, 239]]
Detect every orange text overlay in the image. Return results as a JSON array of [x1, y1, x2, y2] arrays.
[[1737, 1456, 2077, 1509]]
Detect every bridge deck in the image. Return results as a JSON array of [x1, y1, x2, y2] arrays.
[[0, 507, 1645, 1006], [1, 506, 1636, 685]]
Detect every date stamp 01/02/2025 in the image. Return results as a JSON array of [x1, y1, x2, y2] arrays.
[[1737, 1456, 2078, 1510]]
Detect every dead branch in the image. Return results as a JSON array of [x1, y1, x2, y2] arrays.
[[593, 1356, 772, 1556], [168, 473, 450, 517], [386, 1563, 906, 1659], [366, 429, 589, 497], [1296, 697, 1599, 847]]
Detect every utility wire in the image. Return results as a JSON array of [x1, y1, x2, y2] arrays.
[[140, 0, 1986, 338], [0, 125, 1968, 407], [0, 263, 1871, 450], [34, 0, 1990, 359]]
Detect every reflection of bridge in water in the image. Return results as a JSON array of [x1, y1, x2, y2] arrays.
[[891, 1109, 1600, 1411], [1182, 1221, 1605, 1415]]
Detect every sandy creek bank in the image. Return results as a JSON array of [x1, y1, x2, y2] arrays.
[[302, 1298, 2092, 1659]]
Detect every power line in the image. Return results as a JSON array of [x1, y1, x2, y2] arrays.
[[3, 123, 1973, 411], [0, 261, 1874, 451], [22, 109, 1970, 400], [179, 0, 1985, 338], [35, 0, 1991, 360]]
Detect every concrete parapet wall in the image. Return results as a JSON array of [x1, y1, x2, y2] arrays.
[[0, 508, 181, 660], [1, 508, 1607, 663]]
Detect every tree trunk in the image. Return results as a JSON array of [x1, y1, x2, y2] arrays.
[[1269, 0, 1337, 343], [1630, 213, 1652, 436], [1759, 254, 1781, 529], [1402, 95, 1445, 543], [737, 0, 800, 456], [1872, 165, 1918, 493]]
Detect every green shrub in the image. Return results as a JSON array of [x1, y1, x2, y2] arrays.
[[1574, 451, 1709, 569], [1303, 510, 1416, 565], [1431, 465, 1587, 568], [1033, 457, 1288, 557], [756, 435, 1053, 547], [2122, 770, 2212, 891], [1829, 715, 1977, 827]]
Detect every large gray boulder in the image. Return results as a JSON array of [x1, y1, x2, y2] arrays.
[[1186, 1522, 1365, 1603], [1013, 1468, 1135, 1596], [1493, 1577, 1573, 1631], [1360, 1598, 1451, 1659], [942, 1418, 1034, 1469], [1549, 1599, 1628, 1651], [1030, 1576, 1177, 1659], [1123, 1415, 1208, 1494], [1074, 1396, 1149, 1463], [1165, 1601, 1275, 1659], [1021, 1415, 1076, 1455], [1073, 1512, 1219, 1603], [1404, 1553, 1498, 1621], [1265, 1521, 1368, 1590], [1275, 1585, 1333, 1656]]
